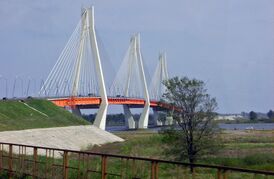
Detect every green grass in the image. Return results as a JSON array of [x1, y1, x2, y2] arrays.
[[225, 143, 274, 149], [201, 154, 274, 171], [90, 130, 274, 173], [120, 134, 164, 157], [0, 99, 89, 131], [226, 136, 274, 143]]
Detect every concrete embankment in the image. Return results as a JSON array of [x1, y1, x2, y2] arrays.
[[0, 125, 124, 155]]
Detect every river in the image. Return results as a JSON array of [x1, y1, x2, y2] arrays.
[[106, 123, 274, 132], [218, 123, 274, 130]]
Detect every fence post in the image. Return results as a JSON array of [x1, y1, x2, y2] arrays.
[[101, 155, 107, 179], [8, 144, 13, 179], [217, 169, 222, 179], [151, 161, 159, 179], [223, 169, 227, 179], [217, 169, 227, 179], [63, 151, 69, 179], [191, 167, 196, 179], [33, 147, 38, 178], [155, 162, 159, 179], [0, 144, 2, 171]]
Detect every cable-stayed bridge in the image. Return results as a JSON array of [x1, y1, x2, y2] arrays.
[[11, 6, 173, 130]]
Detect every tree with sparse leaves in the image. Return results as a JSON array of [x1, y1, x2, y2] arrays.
[[249, 111, 257, 121], [161, 76, 221, 166], [267, 110, 274, 119]]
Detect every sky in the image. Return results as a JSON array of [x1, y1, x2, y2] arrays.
[[0, 0, 273, 113]]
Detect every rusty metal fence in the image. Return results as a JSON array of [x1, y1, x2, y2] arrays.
[[0, 142, 273, 178]]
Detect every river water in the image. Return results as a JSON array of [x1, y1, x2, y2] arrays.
[[106, 123, 274, 132], [218, 123, 274, 130]]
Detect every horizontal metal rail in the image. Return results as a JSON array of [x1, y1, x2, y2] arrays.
[[0, 142, 273, 178]]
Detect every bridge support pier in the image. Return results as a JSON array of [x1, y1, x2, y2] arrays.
[[138, 103, 150, 129], [93, 102, 108, 130], [152, 109, 163, 126], [123, 105, 135, 129], [165, 116, 173, 126], [72, 106, 82, 117]]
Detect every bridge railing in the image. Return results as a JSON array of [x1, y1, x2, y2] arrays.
[[0, 142, 273, 179]]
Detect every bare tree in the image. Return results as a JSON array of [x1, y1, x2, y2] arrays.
[[162, 76, 221, 165]]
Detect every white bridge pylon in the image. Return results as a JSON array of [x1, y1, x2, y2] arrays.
[[39, 6, 109, 130], [150, 52, 169, 100], [111, 34, 150, 129], [150, 53, 169, 126]]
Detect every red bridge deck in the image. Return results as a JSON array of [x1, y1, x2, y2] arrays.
[[48, 97, 173, 110]]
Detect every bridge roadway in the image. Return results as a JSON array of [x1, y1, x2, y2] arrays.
[[48, 96, 172, 110]]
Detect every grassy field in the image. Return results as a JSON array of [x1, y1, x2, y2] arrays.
[[0, 99, 273, 177], [89, 129, 274, 172], [0, 129, 272, 178], [0, 99, 89, 131]]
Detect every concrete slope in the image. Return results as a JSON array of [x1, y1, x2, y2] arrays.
[[0, 125, 124, 152]]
